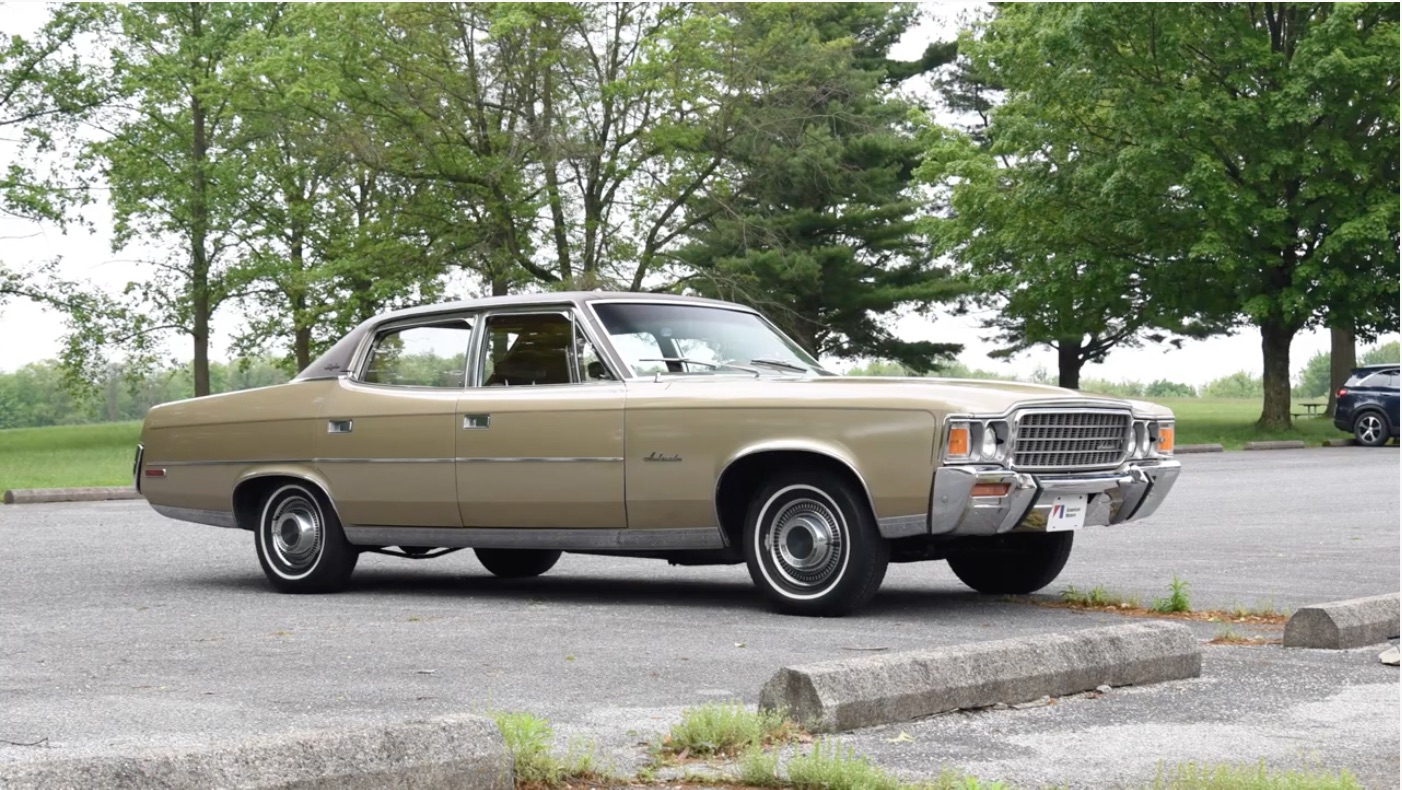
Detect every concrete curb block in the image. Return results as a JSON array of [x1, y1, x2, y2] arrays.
[[1175, 443, 1224, 454], [1321, 438, 1356, 447], [1243, 440, 1307, 451], [0, 714, 513, 790], [2, 487, 142, 505], [1283, 593, 1401, 650], [758, 622, 1201, 733]]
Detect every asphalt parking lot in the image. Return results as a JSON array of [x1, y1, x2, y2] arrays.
[[1, 447, 1397, 787]]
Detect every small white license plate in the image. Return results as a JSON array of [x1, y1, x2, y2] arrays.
[[1046, 494, 1088, 531]]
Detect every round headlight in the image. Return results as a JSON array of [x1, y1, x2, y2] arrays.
[[1137, 423, 1152, 457], [1125, 426, 1137, 456], [981, 425, 999, 459]]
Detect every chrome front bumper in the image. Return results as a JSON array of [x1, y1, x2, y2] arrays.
[[929, 459, 1181, 536]]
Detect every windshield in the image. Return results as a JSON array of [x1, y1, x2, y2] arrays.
[[591, 302, 830, 377]]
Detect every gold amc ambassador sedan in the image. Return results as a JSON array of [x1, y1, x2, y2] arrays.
[[135, 292, 1181, 616]]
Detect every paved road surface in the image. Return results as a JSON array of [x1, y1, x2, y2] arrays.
[[1, 447, 1397, 787]]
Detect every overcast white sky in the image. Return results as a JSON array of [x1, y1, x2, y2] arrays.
[[0, 4, 1393, 382]]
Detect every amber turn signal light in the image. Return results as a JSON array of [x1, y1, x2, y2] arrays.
[[1157, 425, 1174, 454], [947, 426, 970, 457], [970, 482, 1010, 497]]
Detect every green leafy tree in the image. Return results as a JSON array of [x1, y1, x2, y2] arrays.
[[71, 3, 276, 396], [0, 6, 104, 314], [1295, 350, 1332, 399], [948, 4, 1398, 427], [1203, 372, 1265, 400], [679, 3, 963, 370], [1362, 341, 1400, 365]]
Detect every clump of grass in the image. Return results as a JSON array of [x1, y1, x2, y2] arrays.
[[739, 745, 783, 786], [1227, 599, 1289, 620], [1151, 760, 1360, 789], [1060, 584, 1140, 608], [1152, 576, 1192, 614], [785, 740, 908, 790], [491, 711, 606, 788], [660, 702, 798, 759]]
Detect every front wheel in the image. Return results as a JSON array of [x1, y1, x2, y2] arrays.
[[1353, 411, 1390, 447], [474, 548, 562, 578], [946, 531, 1073, 595], [743, 469, 889, 617], [254, 483, 358, 593]]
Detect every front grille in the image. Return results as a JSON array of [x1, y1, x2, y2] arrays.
[[1012, 410, 1130, 470]]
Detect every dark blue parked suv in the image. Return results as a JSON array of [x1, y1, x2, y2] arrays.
[[1334, 363, 1400, 446]]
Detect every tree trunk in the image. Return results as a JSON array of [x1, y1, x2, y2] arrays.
[[1326, 325, 1356, 417], [1257, 319, 1295, 429], [1056, 340, 1083, 390], [188, 3, 211, 398]]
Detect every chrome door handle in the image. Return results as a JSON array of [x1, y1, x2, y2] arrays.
[[462, 414, 490, 430], [327, 419, 353, 434]]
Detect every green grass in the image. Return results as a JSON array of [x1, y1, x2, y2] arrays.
[[491, 711, 609, 788], [1152, 575, 1193, 614], [0, 421, 141, 490], [1151, 761, 1361, 790], [1154, 397, 1344, 450], [1060, 583, 1140, 609], [660, 701, 798, 759]]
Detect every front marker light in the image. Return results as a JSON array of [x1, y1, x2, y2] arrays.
[[1157, 423, 1175, 456], [947, 421, 971, 460]]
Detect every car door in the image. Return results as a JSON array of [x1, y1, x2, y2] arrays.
[[315, 315, 474, 527], [455, 308, 626, 529], [1384, 370, 1401, 428]]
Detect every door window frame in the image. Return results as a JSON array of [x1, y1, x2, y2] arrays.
[[467, 306, 623, 389], [349, 312, 479, 390]]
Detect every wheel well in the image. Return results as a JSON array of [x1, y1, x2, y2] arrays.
[[232, 475, 328, 532], [714, 450, 874, 548]]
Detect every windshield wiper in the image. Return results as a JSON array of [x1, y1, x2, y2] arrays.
[[749, 358, 809, 373], [639, 357, 760, 375]]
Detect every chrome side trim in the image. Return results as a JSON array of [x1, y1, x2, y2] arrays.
[[150, 456, 623, 467], [876, 513, 928, 539], [150, 504, 240, 530], [315, 458, 454, 464], [153, 458, 314, 467], [342, 526, 726, 551], [455, 456, 623, 464]]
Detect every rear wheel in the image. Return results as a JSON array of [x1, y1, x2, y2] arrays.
[[254, 483, 358, 593], [474, 548, 561, 578], [947, 532, 1073, 595], [743, 468, 889, 617], [1353, 411, 1389, 447]]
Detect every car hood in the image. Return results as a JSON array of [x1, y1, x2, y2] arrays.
[[651, 375, 1173, 418]]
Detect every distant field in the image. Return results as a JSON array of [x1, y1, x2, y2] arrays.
[[0, 421, 141, 490], [0, 399, 1359, 492], [1153, 397, 1346, 449]]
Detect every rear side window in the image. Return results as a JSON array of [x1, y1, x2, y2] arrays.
[[361, 320, 474, 387], [1348, 369, 1400, 388]]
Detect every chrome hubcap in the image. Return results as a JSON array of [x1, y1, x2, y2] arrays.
[[270, 496, 323, 570], [1360, 415, 1383, 444], [767, 498, 844, 589]]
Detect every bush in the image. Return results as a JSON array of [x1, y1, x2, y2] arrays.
[[1145, 379, 1197, 398], [1201, 371, 1263, 398]]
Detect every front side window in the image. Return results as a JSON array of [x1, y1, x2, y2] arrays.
[[592, 302, 829, 377], [479, 311, 612, 386], [362, 319, 473, 388]]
